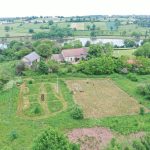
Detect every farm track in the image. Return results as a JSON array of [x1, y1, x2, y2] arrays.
[[17, 82, 26, 115]]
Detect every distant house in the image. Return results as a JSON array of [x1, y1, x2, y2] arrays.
[[22, 52, 40, 67], [0, 43, 7, 50], [51, 48, 88, 63]]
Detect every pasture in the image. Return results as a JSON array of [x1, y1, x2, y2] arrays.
[[66, 79, 143, 118]]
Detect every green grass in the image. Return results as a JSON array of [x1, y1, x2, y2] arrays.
[[1, 75, 150, 149], [24, 103, 44, 116], [113, 49, 136, 57], [48, 101, 63, 113], [0, 20, 149, 38]]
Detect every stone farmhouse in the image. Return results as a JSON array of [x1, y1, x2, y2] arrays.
[[51, 48, 88, 63], [22, 52, 40, 67]]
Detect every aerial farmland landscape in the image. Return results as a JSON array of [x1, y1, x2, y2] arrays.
[[0, 0, 150, 150]]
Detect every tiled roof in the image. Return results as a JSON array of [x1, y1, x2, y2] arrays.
[[24, 52, 40, 62], [51, 54, 64, 62], [62, 48, 88, 58]]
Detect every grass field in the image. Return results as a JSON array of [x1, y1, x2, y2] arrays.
[[17, 79, 66, 119], [0, 21, 149, 39], [113, 49, 136, 57], [66, 79, 143, 118], [1, 74, 150, 149]]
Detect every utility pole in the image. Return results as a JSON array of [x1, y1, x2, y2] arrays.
[[57, 75, 59, 93]]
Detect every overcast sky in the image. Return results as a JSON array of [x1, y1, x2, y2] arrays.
[[0, 0, 149, 17]]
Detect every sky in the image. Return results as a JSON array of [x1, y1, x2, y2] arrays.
[[0, 0, 150, 17]]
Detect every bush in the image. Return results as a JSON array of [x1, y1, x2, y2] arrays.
[[28, 80, 33, 84], [137, 84, 147, 95], [71, 104, 84, 120], [32, 128, 79, 150], [31, 105, 41, 114], [77, 56, 115, 75], [9, 130, 18, 141], [16, 62, 25, 75], [137, 83, 150, 98], [140, 107, 145, 115], [38, 61, 49, 74], [127, 73, 138, 82]]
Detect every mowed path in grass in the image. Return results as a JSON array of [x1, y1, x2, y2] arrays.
[[66, 79, 144, 118], [17, 81, 67, 120]]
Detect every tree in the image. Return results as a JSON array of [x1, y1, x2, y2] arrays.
[[38, 61, 49, 74], [32, 128, 79, 150], [88, 43, 113, 58], [63, 40, 82, 49], [29, 29, 34, 33], [48, 20, 53, 26], [16, 62, 25, 75], [124, 39, 136, 48], [131, 32, 141, 40], [91, 24, 96, 30], [90, 31, 97, 37], [36, 44, 52, 58], [77, 56, 115, 75], [71, 104, 84, 119], [86, 25, 90, 30], [85, 41, 91, 47], [4, 26, 10, 32], [134, 42, 150, 58]]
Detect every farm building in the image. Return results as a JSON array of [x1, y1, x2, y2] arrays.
[[51, 48, 88, 63], [22, 52, 40, 67]]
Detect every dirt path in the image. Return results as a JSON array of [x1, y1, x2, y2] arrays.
[[52, 83, 68, 112], [38, 83, 50, 115], [17, 82, 26, 115]]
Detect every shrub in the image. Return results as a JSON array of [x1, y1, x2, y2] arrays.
[[132, 140, 146, 150], [28, 80, 33, 84], [139, 107, 145, 115], [9, 130, 18, 141], [31, 105, 41, 114], [16, 62, 25, 75], [107, 138, 122, 150], [71, 104, 84, 120], [38, 61, 49, 74], [32, 128, 79, 150], [137, 84, 147, 95], [127, 73, 138, 82]]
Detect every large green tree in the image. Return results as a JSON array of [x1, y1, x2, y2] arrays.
[[32, 128, 79, 150], [36, 44, 52, 58], [134, 42, 150, 58], [88, 43, 113, 58]]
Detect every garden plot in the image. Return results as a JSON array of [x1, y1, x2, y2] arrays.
[[66, 79, 143, 118], [71, 23, 85, 30], [17, 81, 66, 119]]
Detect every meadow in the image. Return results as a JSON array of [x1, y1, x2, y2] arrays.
[[1, 71, 150, 149], [0, 20, 149, 40]]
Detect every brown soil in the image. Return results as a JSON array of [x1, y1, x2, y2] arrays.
[[66, 79, 144, 118], [68, 127, 113, 150]]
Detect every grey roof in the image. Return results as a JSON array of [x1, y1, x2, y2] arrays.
[[24, 52, 40, 62]]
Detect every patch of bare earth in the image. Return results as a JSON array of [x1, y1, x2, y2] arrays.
[[66, 79, 144, 118], [68, 127, 113, 150]]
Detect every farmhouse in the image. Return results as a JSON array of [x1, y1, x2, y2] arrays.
[[51, 48, 88, 63], [22, 52, 40, 67]]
